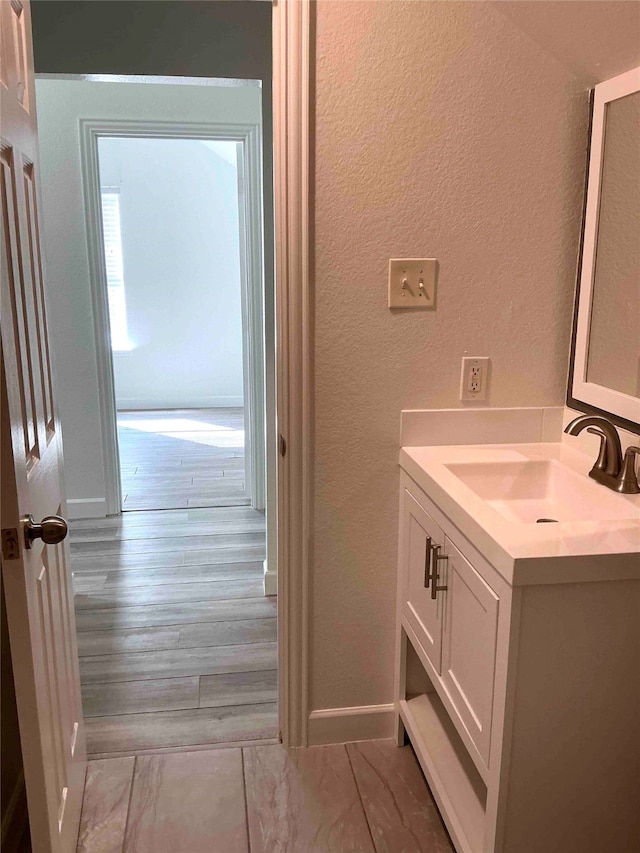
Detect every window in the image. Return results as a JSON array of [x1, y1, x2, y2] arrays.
[[100, 189, 131, 350]]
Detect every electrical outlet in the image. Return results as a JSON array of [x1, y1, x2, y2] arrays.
[[460, 357, 490, 401], [388, 259, 438, 308]]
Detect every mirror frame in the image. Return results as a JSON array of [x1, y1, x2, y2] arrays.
[[568, 66, 640, 434]]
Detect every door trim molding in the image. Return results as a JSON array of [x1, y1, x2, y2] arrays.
[[273, 0, 313, 748], [78, 117, 266, 514], [78, 120, 122, 515]]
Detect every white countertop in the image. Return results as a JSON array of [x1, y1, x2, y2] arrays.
[[400, 442, 640, 586]]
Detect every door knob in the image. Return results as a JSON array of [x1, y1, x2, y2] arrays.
[[23, 514, 68, 548]]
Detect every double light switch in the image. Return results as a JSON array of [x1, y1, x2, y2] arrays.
[[388, 259, 438, 309]]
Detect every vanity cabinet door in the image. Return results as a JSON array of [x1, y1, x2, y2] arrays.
[[441, 537, 499, 766], [401, 488, 445, 674]]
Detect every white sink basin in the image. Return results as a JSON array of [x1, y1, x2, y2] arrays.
[[400, 441, 639, 584], [444, 459, 639, 524]]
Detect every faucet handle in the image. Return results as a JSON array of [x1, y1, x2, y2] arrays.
[[586, 427, 609, 472], [616, 446, 640, 495]]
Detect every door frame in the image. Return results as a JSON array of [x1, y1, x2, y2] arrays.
[[273, 0, 312, 747], [78, 117, 266, 514]]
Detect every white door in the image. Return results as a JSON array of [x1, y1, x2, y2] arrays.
[[401, 488, 444, 673], [0, 2, 86, 851]]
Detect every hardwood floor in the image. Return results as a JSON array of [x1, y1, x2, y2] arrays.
[[76, 740, 455, 853], [71, 504, 276, 757], [117, 408, 248, 511], [72, 412, 452, 848]]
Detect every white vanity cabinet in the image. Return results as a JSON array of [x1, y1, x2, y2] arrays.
[[394, 469, 640, 853], [400, 487, 499, 767]]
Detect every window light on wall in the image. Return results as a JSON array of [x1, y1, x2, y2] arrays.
[[100, 188, 133, 351]]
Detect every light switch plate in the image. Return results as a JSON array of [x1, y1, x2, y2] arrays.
[[388, 259, 438, 309]]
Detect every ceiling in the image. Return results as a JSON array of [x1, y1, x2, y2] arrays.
[[492, 1, 640, 86]]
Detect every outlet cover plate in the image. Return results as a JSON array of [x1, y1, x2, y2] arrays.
[[460, 356, 490, 401], [388, 258, 437, 308]]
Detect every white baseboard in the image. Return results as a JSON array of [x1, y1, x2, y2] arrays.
[[67, 497, 108, 520], [263, 559, 277, 596], [115, 396, 244, 410], [307, 704, 395, 746]]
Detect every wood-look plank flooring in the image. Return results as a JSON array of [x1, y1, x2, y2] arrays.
[[71, 503, 276, 756], [77, 740, 454, 853], [117, 408, 248, 511]]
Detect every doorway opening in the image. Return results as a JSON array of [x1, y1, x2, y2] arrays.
[[34, 75, 277, 757], [96, 135, 250, 513]]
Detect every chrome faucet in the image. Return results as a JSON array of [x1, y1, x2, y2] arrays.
[[564, 415, 640, 494]]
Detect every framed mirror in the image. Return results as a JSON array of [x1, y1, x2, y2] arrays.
[[568, 66, 640, 433]]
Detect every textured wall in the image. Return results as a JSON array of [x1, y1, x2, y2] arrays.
[[492, 1, 640, 86], [311, 0, 589, 712], [31, 1, 272, 84]]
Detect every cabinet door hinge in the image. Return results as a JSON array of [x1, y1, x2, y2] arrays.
[[279, 434, 287, 458], [1, 528, 21, 561]]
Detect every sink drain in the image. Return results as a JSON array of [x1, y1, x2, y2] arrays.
[[536, 518, 558, 523]]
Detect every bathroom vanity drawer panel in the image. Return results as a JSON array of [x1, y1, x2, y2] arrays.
[[401, 487, 445, 674], [441, 537, 499, 767]]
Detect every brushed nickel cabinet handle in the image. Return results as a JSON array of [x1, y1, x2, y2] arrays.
[[429, 544, 448, 600], [23, 514, 68, 549], [424, 536, 432, 588]]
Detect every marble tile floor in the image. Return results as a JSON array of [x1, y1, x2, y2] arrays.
[[76, 739, 455, 853], [117, 408, 248, 511], [71, 504, 276, 756]]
